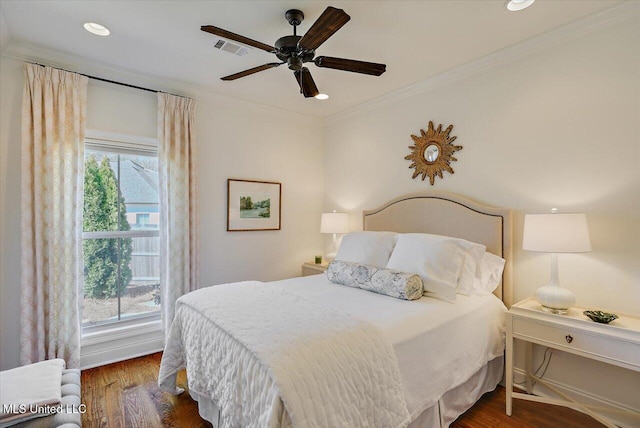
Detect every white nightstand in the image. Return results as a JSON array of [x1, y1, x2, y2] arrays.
[[301, 261, 328, 277], [505, 297, 640, 427]]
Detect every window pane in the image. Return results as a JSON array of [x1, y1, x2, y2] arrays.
[[83, 150, 159, 233], [82, 236, 160, 326], [123, 235, 160, 319], [84, 149, 120, 232], [118, 153, 159, 231], [82, 237, 121, 324]]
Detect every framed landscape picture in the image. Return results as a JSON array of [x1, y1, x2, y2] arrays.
[[227, 179, 281, 231]]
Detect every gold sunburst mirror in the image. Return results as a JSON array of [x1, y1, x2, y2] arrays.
[[405, 121, 462, 185]]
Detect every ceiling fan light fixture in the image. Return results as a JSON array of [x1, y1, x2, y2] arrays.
[[84, 22, 110, 36], [315, 93, 329, 100], [505, 0, 535, 12], [287, 56, 303, 71]]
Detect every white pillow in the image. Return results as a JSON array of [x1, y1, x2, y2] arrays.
[[335, 231, 398, 267], [471, 252, 506, 295], [385, 233, 468, 302], [454, 242, 487, 296]]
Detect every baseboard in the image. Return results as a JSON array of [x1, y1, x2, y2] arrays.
[[512, 367, 639, 428]]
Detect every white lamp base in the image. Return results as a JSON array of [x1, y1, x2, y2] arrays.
[[535, 253, 576, 315], [324, 252, 337, 263], [324, 233, 339, 263], [536, 284, 575, 315]]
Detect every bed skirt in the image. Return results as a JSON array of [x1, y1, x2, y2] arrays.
[[189, 356, 503, 428], [408, 356, 503, 427]]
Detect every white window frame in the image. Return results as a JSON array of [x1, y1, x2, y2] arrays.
[[80, 130, 164, 368]]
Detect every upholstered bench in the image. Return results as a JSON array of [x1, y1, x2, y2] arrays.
[[5, 369, 82, 428]]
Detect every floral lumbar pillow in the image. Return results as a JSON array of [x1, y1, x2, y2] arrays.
[[327, 260, 423, 301]]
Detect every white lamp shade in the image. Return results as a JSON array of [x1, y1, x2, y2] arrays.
[[320, 212, 349, 234], [523, 213, 591, 253]]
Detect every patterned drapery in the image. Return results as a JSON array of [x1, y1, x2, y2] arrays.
[[157, 93, 199, 335], [20, 63, 88, 368]]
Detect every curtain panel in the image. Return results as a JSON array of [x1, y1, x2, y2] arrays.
[[20, 63, 88, 368], [157, 93, 199, 335]]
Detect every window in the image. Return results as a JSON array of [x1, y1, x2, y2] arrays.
[[82, 136, 160, 327], [136, 213, 150, 227]]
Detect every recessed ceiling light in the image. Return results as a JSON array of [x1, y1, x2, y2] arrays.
[[84, 22, 110, 36], [315, 93, 329, 100], [505, 0, 535, 12]]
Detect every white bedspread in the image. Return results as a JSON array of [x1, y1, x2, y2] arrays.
[[274, 275, 507, 420], [159, 281, 411, 428]]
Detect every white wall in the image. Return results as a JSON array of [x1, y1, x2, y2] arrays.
[[326, 13, 639, 313], [324, 12, 639, 419], [0, 55, 324, 369], [0, 56, 23, 370], [196, 95, 324, 286]]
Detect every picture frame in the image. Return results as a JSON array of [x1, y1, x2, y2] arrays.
[[227, 179, 281, 231]]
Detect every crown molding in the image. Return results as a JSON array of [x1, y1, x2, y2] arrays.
[[326, 2, 640, 126], [0, 42, 321, 127]]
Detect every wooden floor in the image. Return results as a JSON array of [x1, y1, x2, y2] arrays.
[[81, 352, 604, 428]]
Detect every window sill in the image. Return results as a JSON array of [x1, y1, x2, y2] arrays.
[[81, 317, 163, 369]]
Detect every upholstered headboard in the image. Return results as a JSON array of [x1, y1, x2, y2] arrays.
[[363, 192, 513, 307]]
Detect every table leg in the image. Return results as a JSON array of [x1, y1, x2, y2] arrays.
[[506, 315, 513, 416], [525, 341, 533, 393]]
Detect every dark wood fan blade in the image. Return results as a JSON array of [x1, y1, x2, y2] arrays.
[[314, 56, 386, 76], [294, 67, 320, 98], [298, 7, 350, 50], [201, 25, 275, 53], [221, 63, 283, 81]]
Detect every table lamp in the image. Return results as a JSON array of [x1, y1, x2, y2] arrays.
[[320, 211, 349, 261], [522, 212, 591, 314]]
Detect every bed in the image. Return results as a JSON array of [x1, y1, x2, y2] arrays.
[[159, 191, 513, 428]]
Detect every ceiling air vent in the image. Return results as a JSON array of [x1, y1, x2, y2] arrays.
[[214, 39, 249, 57]]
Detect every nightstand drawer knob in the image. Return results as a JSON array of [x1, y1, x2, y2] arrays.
[[565, 335, 573, 344]]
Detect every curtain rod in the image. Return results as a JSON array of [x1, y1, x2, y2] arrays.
[[29, 62, 183, 98]]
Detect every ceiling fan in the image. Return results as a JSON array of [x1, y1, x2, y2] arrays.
[[201, 6, 386, 98]]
